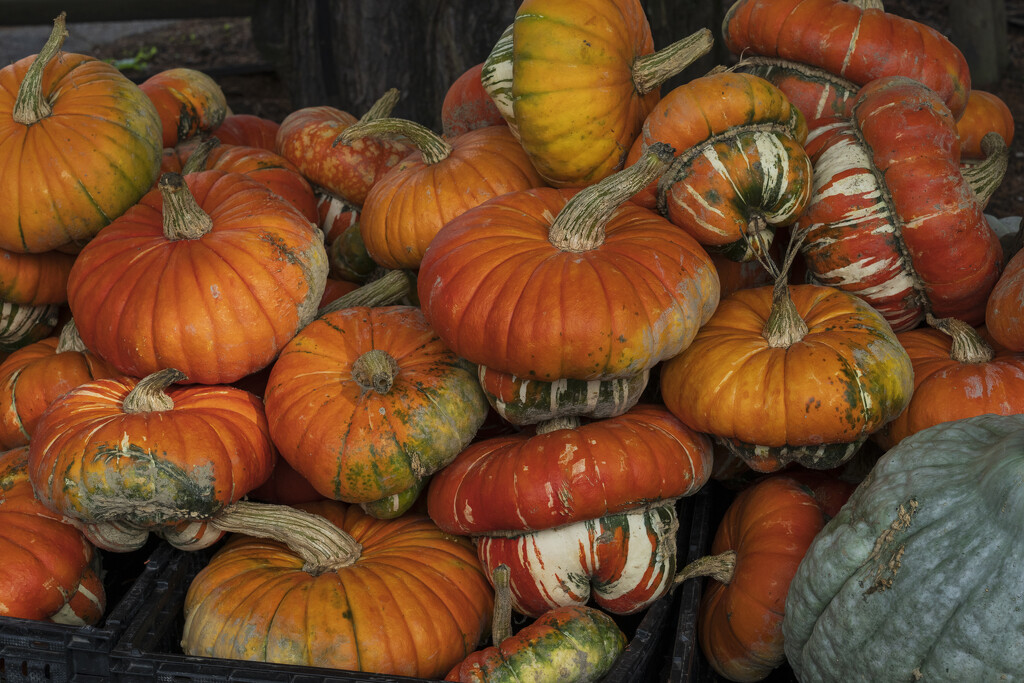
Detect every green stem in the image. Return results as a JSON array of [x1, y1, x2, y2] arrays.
[[317, 269, 411, 317], [334, 117, 451, 165], [159, 173, 214, 241], [632, 28, 714, 95], [351, 349, 400, 394], [122, 369, 187, 414], [181, 137, 221, 174], [926, 313, 995, 363], [359, 88, 401, 122], [548, 142, 675, 252], [208, 500, 362, 575], [12, 13, 67, 125]]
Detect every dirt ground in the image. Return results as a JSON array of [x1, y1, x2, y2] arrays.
[[85, 7, 1024, 219]]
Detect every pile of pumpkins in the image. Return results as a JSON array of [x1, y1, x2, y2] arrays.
[[1, 0, 1023, 680]]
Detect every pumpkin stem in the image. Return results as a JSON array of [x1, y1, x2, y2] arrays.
[[352, 349, 400, 394], [962, 132, 1009, 209], [760, 229, 809, 347], [159, 173, 215, 241], [490, 564, 514, 645], [181, 136, 220, 174], [12, 13, 67, 125], [122, 368, 187, 414], [535, 416, 581, 435], [925, 313, 995, 364], [548, 142, 676, 252], [55, 318, 87, 354], [632, 28, 715, 95], [850, 0, 885, 10], [334, 117, 451, 165], [673, 550, 737, 585], [359, 88, 401, 122], [208, 500, 362, 575], [317, 269, 411, 317]]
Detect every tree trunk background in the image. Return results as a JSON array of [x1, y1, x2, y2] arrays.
[[252, 0, 732, 132]]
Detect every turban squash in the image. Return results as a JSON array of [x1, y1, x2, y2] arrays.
[[797, 76, 1003, 332]]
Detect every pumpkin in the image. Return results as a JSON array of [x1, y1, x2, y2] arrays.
[[248, 456, 326, 507], [625, 71, 811, 261], [441, 62, 506, 139], [26, 368, 277, 552], [182, 500, 494, 679], [957, 90, 1015, 161], [336, 119, 544, 270], [722, 0, 971, 121], [484, 0, 713, 187], [327, 221, 378, 283], [797, 76, 1003, 331], [417, 144, 720, 382], [986, 230, 1024, 351], [139, 67, 228, 148], [0, 247, 77, 305], [0, 445, 106, 625], [876, 316, 1024, 449], [0, 319, 119, 449], [0, 14, 163, 253], [674, 475, 824, 682], [275, 89, 414, 206], [209, 112, 280, 150], [66, 170, 328, 385], [429, 406, 712, 616], [264, 283, 488, 516], [783, 413, 1024, 681], [446, 565, 626, 682], [0, 301, 60, 352], [476, 364, 649, 426], [660, 237, 914, 473], [315, 190, 361, 244], [173, 137, 319, 224]]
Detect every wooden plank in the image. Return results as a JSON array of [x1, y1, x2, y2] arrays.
[[0, 0, 257, 25]]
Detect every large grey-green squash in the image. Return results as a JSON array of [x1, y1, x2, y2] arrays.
[[783, 413, 1024, 681]]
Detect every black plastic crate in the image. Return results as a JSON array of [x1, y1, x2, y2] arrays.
[[109, 495, 713, 683], [0, 537, 186, 682]]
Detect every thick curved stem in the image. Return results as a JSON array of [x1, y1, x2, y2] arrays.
[[549, 142, 675, 252], [208, 500, 361, 575], [849, 0, 885, 9], [159, 173, 214, 240], [490, 564, 513, 645], [963, 132, 1009, 208], [926, 313, 995, 364], [122, 369, 187, 414], [673, 550, 737, 585], [352, 349, 400, 394], [12, 13, 67, 125], [360, 88, 401, 122], [632, 28, 714, 95], [181, 137, 221, 174], [334, 117, 451, 165], [317, 269, 411, 317]]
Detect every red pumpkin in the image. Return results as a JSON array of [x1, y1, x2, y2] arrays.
[[66, 171, 328, 385], [986, 239, 1024, 351], [139, 67, 228, 148], [0, 15, 162, 253], [27, 369, 277, 552], [0, 445, 106, 624], [441, 62, 506, 138], [210, 113, 280, 150]]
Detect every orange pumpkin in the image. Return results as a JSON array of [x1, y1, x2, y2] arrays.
[[0, 248, 77, 305], [441, 62, 506, 139], [0, 15, 162, 253], [986, 240, 1024, 351], [957, 90, 1015, 161], [66, 171, 328, 385], [209, 113, 280, 150], [139, 67, 228, 148]]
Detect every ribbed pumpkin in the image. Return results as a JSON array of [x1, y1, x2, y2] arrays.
[[66, 170, 328, 385], [484, 0, 712, 187], [336, 120, 544, 270], [957, 90, 1015, 161], [0, 247, 77, 305], [876, 317, 1024, 449], [625, 71, 811, 261], [986, 240, 1024, 351], [182, 500, 494, 679], [0, 319, 119, 449], [316, 190, 361, 244], [723, 0, 971, 124], [0, 14, 163, 253], [418, 145, 720, 382], [26, 368, 277, 552], [139, 67, 228, 148], [209, 113, 280, 150], [441, 62, 506, 139], [428, 405, 712, 616], [783, 413, 1024, 681], [675, 475, 825, 682], [660, 241, 914, 473], [0, 300, 60, 352], [446, 565, 626, 682], [798, 76, 1002, 331], [263, 301, 489, 515], [275, 89, 414, 206], [0, 445, 106, 625]]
